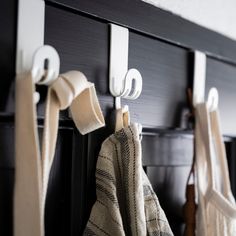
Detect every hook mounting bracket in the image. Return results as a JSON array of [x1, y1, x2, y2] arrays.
[[193, 50, 219, 111], [109, 24, 129, 97], [16, 0, 59, 85]]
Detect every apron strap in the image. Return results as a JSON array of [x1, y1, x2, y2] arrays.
[[195, 103, 215, 192], [14, 71, 105, 236], [195, 103, 232, 199], [210, 110, 233, 199]]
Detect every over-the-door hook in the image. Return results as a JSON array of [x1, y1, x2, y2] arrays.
[[121, 68, 142, 99], [109, 23, 143, 100], [16, 0, 60, 86], [192, 50, 219, 111], [32, 45, 60, 85]]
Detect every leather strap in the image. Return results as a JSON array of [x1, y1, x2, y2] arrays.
[[14, 71, 105, 236]]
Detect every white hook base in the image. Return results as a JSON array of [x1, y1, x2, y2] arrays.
[[193, 50, 218, 111], [16, 0, 45, 75], [193, 51, 206, 107]]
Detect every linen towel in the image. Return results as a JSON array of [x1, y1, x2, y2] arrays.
[[83, 123, 173, 236]]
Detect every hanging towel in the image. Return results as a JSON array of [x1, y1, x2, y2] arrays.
[[14, 71, 105, 236], [83, 123, 173, 236], [195, 103, 236, 236]]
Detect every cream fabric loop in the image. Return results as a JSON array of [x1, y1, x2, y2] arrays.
[[115, 108, 124, 132], [60, 70, 90, 96], [50, 77, 74, 109], [115, 106, 130, 132], [51, 71, 89, 110], [70, 84, 105, 135], [50, 70, 105, 134]]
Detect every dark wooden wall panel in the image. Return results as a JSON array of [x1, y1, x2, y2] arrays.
[[46, 0, 236, 63], [142, 133, 193, 235], [0, 122, 75, 236], [45, 127, 74, 236], [142, 133, 193, 166], [0, 1, 17, 113], [0, 169, 14, 236], [0, 125, 14, 169], [1, 1, 236, 236], [129, 33, 189, 128], [44, 5, 189, 129], [43, 6, 111, 119], [70, 131, 89, 235], [146, 166, 191, 235], [0, 124, 14, 236]]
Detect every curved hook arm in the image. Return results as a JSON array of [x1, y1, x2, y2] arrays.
[[121, 68, 143, 100], [114, 68, 142, 120], [207, 87, 219, 112], [32, 45, 60, 85]]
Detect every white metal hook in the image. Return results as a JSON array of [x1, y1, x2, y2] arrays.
[[32, 45, 60, 85], [121, 68, 142, 99], [193, 50, 218, 111], [16, 0, 60, 102], [207, 87, 219, 112], [109, 24, 143, 101], [30, 45, 60, 104]]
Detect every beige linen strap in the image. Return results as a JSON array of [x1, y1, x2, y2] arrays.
[[195, 104, 215, 191], [14, 71, 105, 236], [195, 103, 232, 198], [210, 110, 232, 198], [115, 107, 130, 132]]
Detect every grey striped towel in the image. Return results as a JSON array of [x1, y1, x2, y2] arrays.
[[83, 123, 173, 236]]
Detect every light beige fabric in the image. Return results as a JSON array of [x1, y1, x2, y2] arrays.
[[83, 123, 173, 236], [115, 107, 130, 132], [195, 103, 236, 236], [14, 71, 105, 236]]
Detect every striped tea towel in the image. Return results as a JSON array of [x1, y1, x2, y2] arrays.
[[83, 123, 173, 236]]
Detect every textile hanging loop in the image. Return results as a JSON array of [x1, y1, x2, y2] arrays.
[[14, 71, 105, 236], [50, 71, 105, 134]]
